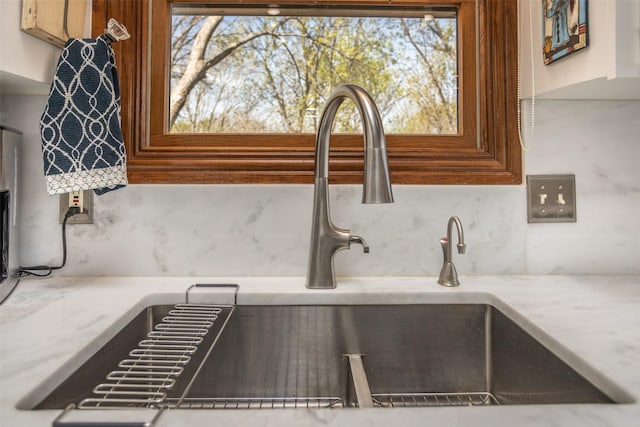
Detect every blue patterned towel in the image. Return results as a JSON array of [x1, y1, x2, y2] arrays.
[[40, 35, 127, 195]]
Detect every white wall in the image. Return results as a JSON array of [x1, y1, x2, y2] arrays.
[[519, 0, 640, 99], [1, 94, 639, 278], [0, 0, 93, 95], [0, 0, 60, 86], [522, 99, 640, 274]]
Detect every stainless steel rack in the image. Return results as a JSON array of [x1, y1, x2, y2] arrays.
[[163, 393, 498, 409], [163, 393, 497, 409], [372, 392, 499, 407], [78, 304, 224, 409], [165, 397, 345, 409]]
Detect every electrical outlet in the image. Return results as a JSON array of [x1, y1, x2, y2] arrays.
[[527, 175, 576, 223], [60, 190, 93, 224], [69, 190, 84, 210]]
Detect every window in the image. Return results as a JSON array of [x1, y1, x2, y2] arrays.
[[169, 6, 458, 135], [94, 0, 521, 185]]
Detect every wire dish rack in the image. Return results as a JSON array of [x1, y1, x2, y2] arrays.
[[164, 397, 345, 409], [162, 392, 498, 410], [78, 303, 224, 409], [372, 392, 499, 407]]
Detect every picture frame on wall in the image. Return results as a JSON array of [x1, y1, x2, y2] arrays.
[[543, 0, 589, 65]]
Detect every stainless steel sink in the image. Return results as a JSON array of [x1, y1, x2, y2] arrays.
[[35, 304, 615, 410]]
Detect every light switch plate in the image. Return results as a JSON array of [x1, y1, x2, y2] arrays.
[[527, 175, 576, 223]]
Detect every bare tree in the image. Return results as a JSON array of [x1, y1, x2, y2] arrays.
[[169, 16, 289, 128], [399, 18, 457, 133], [249, 16, 398, 133], [169, 13, 457, 135]]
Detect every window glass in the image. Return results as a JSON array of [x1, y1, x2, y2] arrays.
[[170, 6, 457, 135]]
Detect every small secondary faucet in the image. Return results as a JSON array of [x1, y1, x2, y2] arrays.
[[306, 85, 394, 289], [438, 216, 466, 287]]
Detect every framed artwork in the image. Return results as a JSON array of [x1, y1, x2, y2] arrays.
[[543, 0, 589, 65]]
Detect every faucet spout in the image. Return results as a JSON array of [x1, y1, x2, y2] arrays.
[[349, 235, 370, 253], [314, 85, 394, 203], [306, 85, 393, 289]]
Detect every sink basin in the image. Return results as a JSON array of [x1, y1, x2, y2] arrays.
[[34, 303, 615, 410]]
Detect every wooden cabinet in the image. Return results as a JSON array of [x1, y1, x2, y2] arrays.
[[21, 0, 86, 48]]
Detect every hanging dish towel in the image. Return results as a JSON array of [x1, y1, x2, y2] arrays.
[[40, 35, 127, 195]]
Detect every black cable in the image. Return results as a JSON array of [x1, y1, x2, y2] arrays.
[[16, 206, 80, 278]]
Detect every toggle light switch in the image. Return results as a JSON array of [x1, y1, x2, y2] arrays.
[[557, 193, 566, 204], [527, 175, 576, 223]]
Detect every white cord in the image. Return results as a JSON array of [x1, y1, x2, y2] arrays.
[[517, 0, 536, 152], [476, 0, 481, 149], [529, 0, 536, 144]]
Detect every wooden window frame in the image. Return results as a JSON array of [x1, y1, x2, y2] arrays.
[[93, 0, 521, 185]]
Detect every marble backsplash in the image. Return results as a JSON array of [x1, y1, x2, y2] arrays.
[[1, 96, 638, 277]]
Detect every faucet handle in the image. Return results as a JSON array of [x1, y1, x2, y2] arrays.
[[350, 235, 370, 253]]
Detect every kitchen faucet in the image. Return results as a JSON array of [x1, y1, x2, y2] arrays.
[[438, 216, 466, 287], [306, 85, 394, 289]]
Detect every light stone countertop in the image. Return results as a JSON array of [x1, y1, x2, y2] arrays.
[[0, 275, 639, 426]]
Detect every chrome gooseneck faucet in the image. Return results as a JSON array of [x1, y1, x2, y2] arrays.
[[438, 216, 466, 287], [306, 85, 394, 289]]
